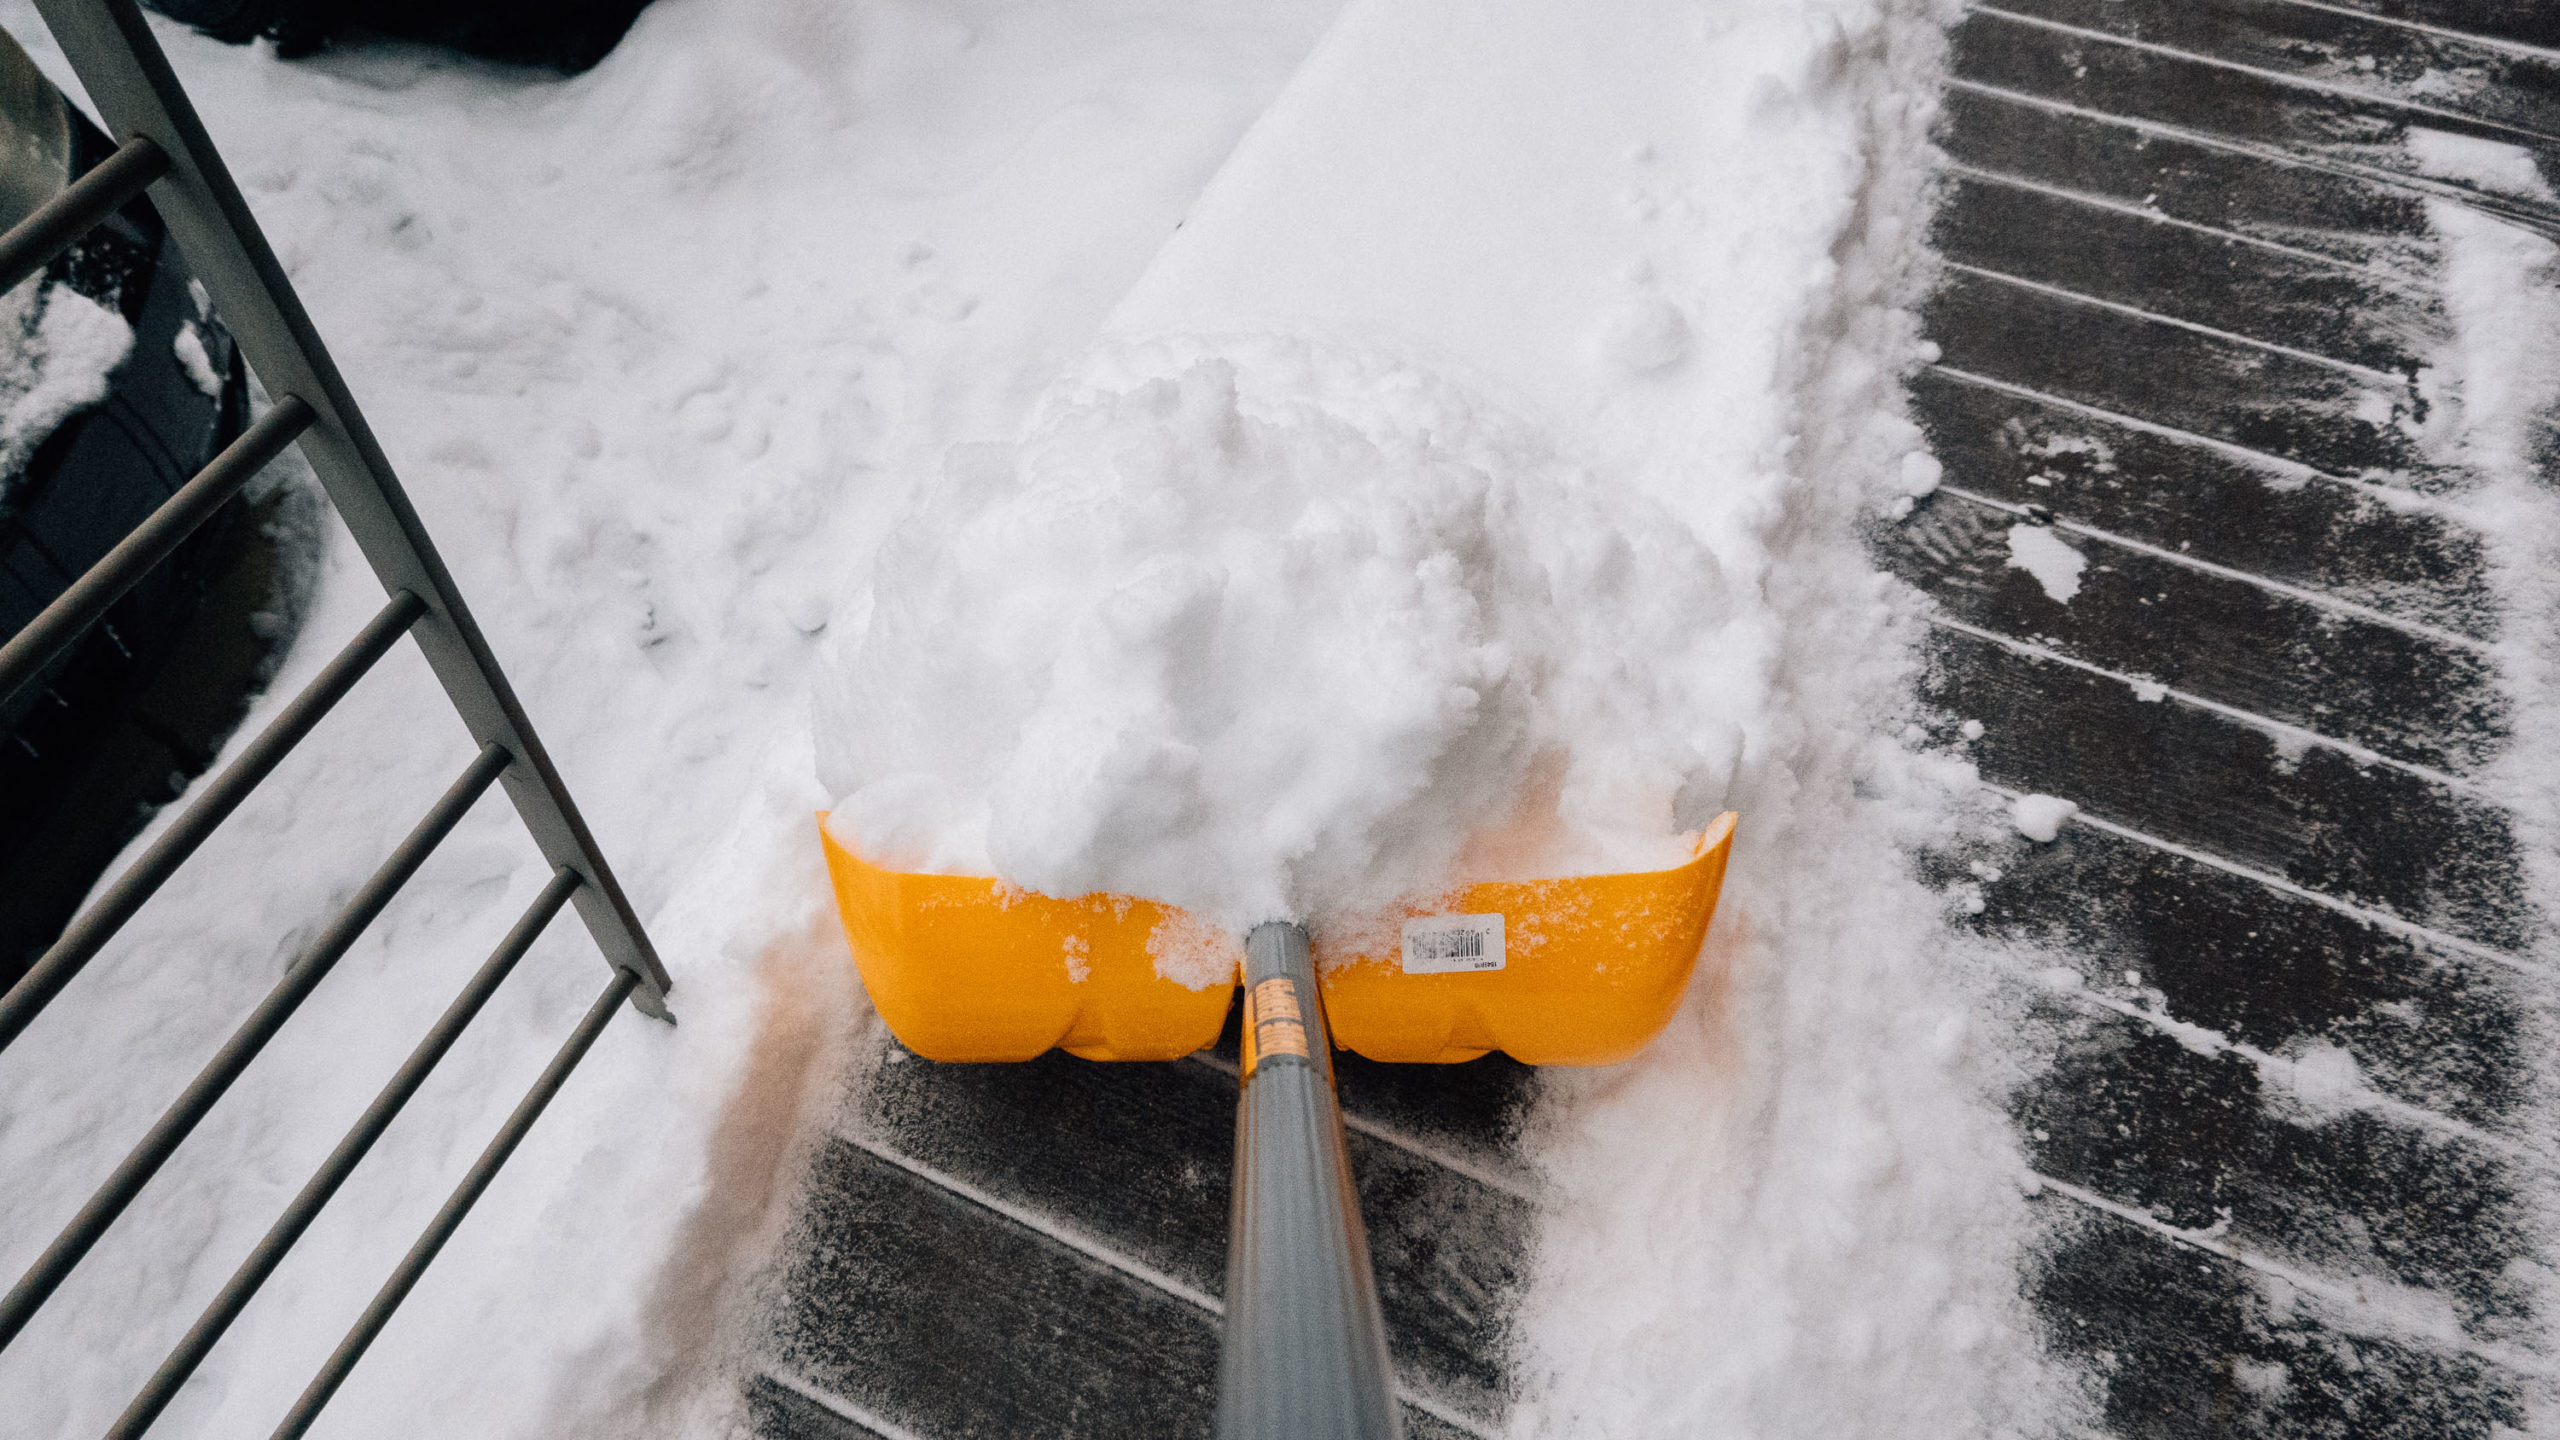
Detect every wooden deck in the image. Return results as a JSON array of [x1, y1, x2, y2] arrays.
[[743, 4, 2560, 1434]]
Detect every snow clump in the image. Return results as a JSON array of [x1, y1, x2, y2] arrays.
[[823, 346, 1749, 934]]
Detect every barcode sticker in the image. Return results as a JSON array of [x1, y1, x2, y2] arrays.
[[1401, 913, 1505, 974]]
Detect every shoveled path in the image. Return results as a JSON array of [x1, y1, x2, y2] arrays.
[[1890, 0, 2559, 1432], [743, 1012, 1535, 1440]]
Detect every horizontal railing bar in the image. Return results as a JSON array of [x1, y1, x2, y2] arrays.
[[270, 965, 639, 1440], [107, 867, 582, 1440], [0, 589, 426, 1056], [0, 133, 167, 294], [0, 394, 315, 708], [0, 741, 510, 1354], [36, 0, 673, 1018]]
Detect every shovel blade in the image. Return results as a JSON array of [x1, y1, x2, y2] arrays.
[[819, 811, 1735, 1067]]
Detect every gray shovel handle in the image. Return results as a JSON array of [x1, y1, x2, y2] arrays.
[[1216, 921, 1402, 1440]]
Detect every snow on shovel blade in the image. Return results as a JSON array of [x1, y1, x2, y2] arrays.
[[817, 811, 1735, 1067]]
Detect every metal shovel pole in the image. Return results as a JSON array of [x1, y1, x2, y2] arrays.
[[1218, 921, 1402, 1440]]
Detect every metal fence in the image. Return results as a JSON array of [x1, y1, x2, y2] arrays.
[[0, 1, 675, 1434]]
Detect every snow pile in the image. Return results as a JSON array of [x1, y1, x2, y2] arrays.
[[2418, 156, 2560, 1353], [0, 277, 130, 497], [824, 342, 1741, 934]]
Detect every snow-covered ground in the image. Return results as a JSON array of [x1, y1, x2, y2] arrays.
[[8, 0, 2560, 1436], [0, 2, 1351, 1433]]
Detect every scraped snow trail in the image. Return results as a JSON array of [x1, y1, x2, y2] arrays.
[[825, 0, 2073, 1431], [1, 0, 2090, 1435]]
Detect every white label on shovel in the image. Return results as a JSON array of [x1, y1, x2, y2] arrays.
[[1401, 913, 1505, 974]]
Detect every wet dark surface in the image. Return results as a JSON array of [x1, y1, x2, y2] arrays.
[[751, 995, 1536, 1438], [0, 122, 289, 993], [1908, 3, 2554, 1431]]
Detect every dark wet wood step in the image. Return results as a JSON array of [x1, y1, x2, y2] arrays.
[[2032, 1200, 2531, 1438], [1884, 492, 2503, 774], [1977, 0, 2560, 145], [746, 1376, 891, 1440], [1951, 9, 2560, 235], [1936, 85, 2437, 274], [1920, 814, 2534, 1137], [770, 1140, 1222, 1440], [1924, 268, 2435, 481], [2020, 1009, 2539, 1343], [1923, 625, 2529, 951], [2317, 0, 2560, 53], [856, 1049, 1529, 1424], [764, 1140, 1476, 1440], [1931, 172, 2444, 372], [1906, 368, 2496, 640]]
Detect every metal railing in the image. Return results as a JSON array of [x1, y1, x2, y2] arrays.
[[0, 1, 676, 1434]]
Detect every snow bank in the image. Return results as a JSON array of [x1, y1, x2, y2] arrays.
[[825, 0, 2076, 1431], [0, 0, 1339, 1435], [0, 277, 130, 498]]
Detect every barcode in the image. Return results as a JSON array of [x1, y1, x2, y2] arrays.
[[1411, 929, 1483, 962], [1401, 913, 1505, 974]]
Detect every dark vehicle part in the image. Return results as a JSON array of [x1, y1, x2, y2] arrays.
[[0, 20, 277, 996], [144, 0, 654, 73]]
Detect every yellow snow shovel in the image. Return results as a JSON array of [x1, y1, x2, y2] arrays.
[[817, 809, 1736, 1439]]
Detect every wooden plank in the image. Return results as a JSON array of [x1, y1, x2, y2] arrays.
[[1884, 492, 2504, 774], [2023, 1011, 2537, 1342], [1924, 268, 2435, 481], [1906, 369, 2496, 641], [2313, 0, 2560, 53], [1929, 817, 2533, 1136], [770, 1140, 1223, 1440], [1930, 172, 2444, 372], [2032, 1202, 2531, 1437], [1935, 86, 2437, 274], [746, 1375, 893, 1440], [1925, 625, 2529, 950], [855, 1048, 1530, 1424], [1951, 9, 2560, 232], [1982, 0, 2560, 144]]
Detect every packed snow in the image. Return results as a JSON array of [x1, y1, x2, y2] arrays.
[[8, 0, 2560, 1437], [2002, 522, 2084, 603], [0, 277, 129, 501]]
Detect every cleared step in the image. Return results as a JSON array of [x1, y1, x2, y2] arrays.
[[1906, 369, 2495, 641], [855, 1047, 1530, 1423], [1981, 0, 2560, 144], [770, 1139, 1222, 1440], [2021, 1009, 2539, 1345], [1925, 815, 2536, 1137], [2315, 0, 2560, 53], [2031, 1200, 2532, 1438], [1951, 9, 2560, 232], [1924, 625, 2530, 951], [1884, 491, 2505, 775], [1935, 86, 2437, 274], [763, 1139, 1484, 1439], [746, 1375, 892, 1440], [1930, 172, 2445, 373], [1922, 268, 2434, 481]]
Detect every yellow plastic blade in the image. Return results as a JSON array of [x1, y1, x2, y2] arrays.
[[819, 811, 1736, 1067], [1314, 812, 1735, 1065], [818, 825, 1234, 1061]]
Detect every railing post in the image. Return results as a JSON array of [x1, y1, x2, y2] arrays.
[[29, 0, 673, 1019]]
